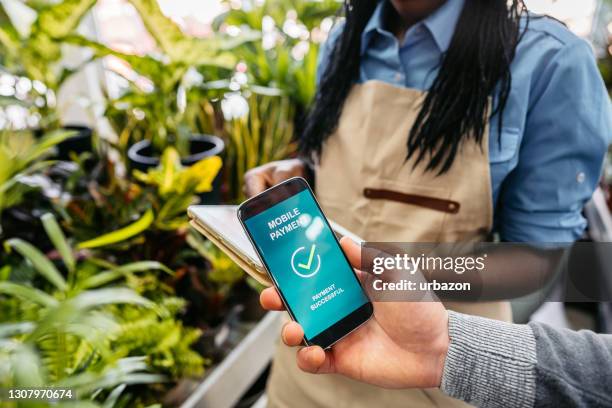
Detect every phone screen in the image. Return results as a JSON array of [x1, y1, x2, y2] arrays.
[[243, 188, 369, 341]]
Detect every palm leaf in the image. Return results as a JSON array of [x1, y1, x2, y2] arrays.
[[56, 356, 165, 393], [71, 288, 153, 309], [28, 288, 152, 345], [79, 261, 173, 289], [103, 384, 126, 408], [42, 212, 75, 273], [4, 340, 46, 387], [0, 321, 35, 337], [22, 129, 75, 164], [4, 239, 67, 291]]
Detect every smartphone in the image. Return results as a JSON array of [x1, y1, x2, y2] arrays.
[[237, 177, 373, 349]]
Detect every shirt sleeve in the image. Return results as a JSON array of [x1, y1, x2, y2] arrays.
[[497, 39, 612, 243]]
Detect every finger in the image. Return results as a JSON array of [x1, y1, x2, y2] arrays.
[[281, 321, 304, 346], [244, 171, 272, 197], [345, 239, 397, 278], [259, 287, 285, 311], [270, 169, 293, 185], [296, 346, 335, 374]]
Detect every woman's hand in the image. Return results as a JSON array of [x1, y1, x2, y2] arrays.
[[243, 159, 306, 198], [260, 237, 450, 389]]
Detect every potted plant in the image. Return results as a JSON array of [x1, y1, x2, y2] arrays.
[[0, 0, 99, 158], [1, 213, 208, 405], [49, 140, 265, 360], [218, 88, 297, 202], [0, 128, 74, 247], [70, 0, 257, 192]]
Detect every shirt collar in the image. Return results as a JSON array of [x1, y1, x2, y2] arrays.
[[423, 0, 465, 52], [361, 0, 465, 55]]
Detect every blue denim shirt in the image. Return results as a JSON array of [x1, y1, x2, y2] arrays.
[[317, 0, 612, 243]]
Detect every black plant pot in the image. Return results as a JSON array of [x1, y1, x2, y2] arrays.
[[32, 124, 93, 160], [56, 125, 93, 160], [127, 134, 225, 204]]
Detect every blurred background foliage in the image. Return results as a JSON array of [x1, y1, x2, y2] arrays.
[[0, 0, 609, 406], [0, 0, 340, 405]]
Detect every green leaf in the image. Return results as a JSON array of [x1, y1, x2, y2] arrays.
[[63, 313, 119, 357], [126, 0, 188, 61], [61, 371, 165, 396], [80, 261, 173, 289], [159, 147, 180, 195], [0, 20, 22, 51], [0, 264, 10, 280], [55, 356, 165, 394], [0, 281, 58, 307], [0, 321, 35, 337], [41, 213, 75, 273], [36, 0, 97, 39], [23, 129, 75, 164], [8, 341, 46, 387], [155, 193, 194, 229], [103, 384, 126, 408], [71, 288, 153, 309], [0, 0, 36, 38], [126, 0, 256, 67], [183, 155, 222, 193], [77, 209, 154, 249], [5, 238, 67, 291], [66, 34, 165, 79]]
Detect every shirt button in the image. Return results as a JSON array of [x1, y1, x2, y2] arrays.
[[394, 72, 404, 82], [576, 172, 586, 183]]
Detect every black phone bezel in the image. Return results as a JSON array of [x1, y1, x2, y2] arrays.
[[237, 177, 373, 349]]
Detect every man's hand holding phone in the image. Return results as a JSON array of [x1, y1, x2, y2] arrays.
[[260, 237, 451, 390]]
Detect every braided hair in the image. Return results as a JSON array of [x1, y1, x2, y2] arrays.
[[300, 0, 528, 174]]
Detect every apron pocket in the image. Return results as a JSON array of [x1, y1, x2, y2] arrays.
[[363, 180, 453, 242], [363, 188, 460, 214]]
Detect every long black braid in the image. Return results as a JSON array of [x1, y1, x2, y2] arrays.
[[300, 0, 528, 174]]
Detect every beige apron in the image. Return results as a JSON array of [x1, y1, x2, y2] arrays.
[[266, 81, 512, 408]]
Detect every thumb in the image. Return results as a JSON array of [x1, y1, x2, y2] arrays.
[[339, 236, 361, 269], [296, 346, 336, 375], [339, 236, 385, 273]]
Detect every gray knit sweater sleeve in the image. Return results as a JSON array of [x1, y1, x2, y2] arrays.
[[440, 311, 537, 408], [441, 311, 612, 407]]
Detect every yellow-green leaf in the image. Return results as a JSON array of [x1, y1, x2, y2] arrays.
[[159, 147, 180, 195], [36, 0, 97, 39], [77, 209, 154, 249], [184, 156, 222, 193]]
